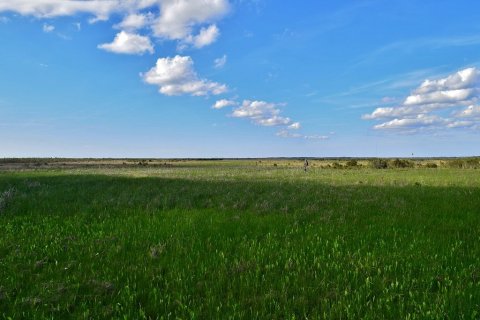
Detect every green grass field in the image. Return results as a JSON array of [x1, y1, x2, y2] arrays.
[[1, 160, 480, 319]]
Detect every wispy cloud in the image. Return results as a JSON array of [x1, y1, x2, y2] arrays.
[[353, 34, 480, 67], [214, 55, 227, 69], [316, 66, 448, 111], [277, 130, 329, 140], [42, 23, 55, 33]]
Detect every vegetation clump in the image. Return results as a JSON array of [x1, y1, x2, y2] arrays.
[[447, 158, 480, 169], [389, 158, 414, 168], [0, 187, 15, 214], [345, 159, 358, 167], [370, 158, 388, 169]]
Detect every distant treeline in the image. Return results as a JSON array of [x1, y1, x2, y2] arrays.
[[353, 158, 480, 169], [1, 157, 479, 169]]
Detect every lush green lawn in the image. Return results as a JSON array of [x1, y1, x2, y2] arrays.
[[1, 164, 480, 319]]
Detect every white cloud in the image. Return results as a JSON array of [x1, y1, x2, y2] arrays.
[[0, 0, 230, 50], [213, 98, 325, 139], [373, 114, 443, 130], [231, 100, 292, 127], [363, 67, 480, 132], [98, 31, 154, 55], [446, 120, 475, 129], [413, 67, 479, 94], [288, 122, 301, 130], [454, 105, 480, 118], [305, 134, 329, 140], [0, 0, 134, 20], [115, 12, 152, 31], [142, 55, 227, 96], [0, 0, 158, 20], [187, 24, 220, 48], [211, 98, 325, 140], [214, 54, 227, 69], [276, 130, 329, 140], [42, 23, 55, 32], [404, 88, 475, 106], [213, 99, 237, 109], [152, 0, 229, 40], [256, 116, 291, 126], [276, 130, 302, 138]]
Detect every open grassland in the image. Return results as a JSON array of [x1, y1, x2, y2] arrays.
[[1, 159, 480, 319]]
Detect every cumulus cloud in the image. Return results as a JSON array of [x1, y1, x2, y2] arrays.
[[373, 114, 444, 130], [213, 99, 237, 109], [363, 67, 480, 132], [142, 55, 227, 96], [115, 12, 153, 31], [182, 24, 220, 48], [214, 54, 227, 69], [152, 0, 229, 41], [42, 23, 55, 32], [0, 0, 230, 50], [98, 31, 154, 55], [413, 67, 479, 94], [212, 98, 324, 139], [231, 100, 293, 127], [0, 0, 152, 20], [211, 98, 324, 139], [455, 105, 480, 118]]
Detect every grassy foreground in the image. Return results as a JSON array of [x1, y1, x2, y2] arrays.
[[1, 161, 480, 319]]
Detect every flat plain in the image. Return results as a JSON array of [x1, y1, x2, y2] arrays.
[[1, 158, 480, 319]]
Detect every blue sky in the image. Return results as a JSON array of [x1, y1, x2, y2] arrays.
[[1, 0, 479, 157]]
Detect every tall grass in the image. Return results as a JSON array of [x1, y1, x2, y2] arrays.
[[0, 164, 479, 319]]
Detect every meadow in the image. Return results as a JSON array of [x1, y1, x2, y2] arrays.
[[1, 158, 480, 319]]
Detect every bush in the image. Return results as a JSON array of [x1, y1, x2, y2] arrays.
[[447, 158, 480, 169], [332, 162, 343, 169], [390, 158, 414, 168], [0, 188, 16, 214], [425, 163, 438, 168], [370, 159, 388, 169], [346, 160, 358, 167]]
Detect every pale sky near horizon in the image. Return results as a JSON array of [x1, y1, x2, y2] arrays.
[[1, 0, 479, 158]]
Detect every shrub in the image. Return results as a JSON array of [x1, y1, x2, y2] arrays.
[[447, 158, 480, 169], [332, 162, 343, 169], [390, 158, 414, 168], [370, 159, 388, 169], [425, 163, 438, 168], [0, 188, 16, 214], [346, 160, 358, 167]]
